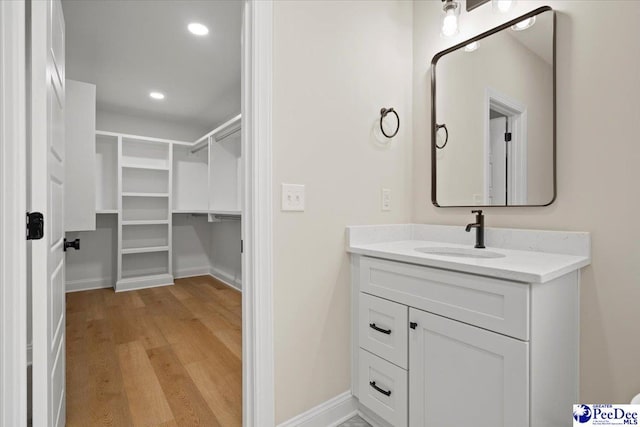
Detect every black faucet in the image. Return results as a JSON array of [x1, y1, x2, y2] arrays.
[[465, 210, 485, 249]]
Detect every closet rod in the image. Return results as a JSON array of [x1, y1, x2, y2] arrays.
[[212, 213, 241, 221], [191, 114, 241, 153]]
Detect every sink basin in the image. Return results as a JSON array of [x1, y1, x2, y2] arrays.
[[415, 247, 506, 259]]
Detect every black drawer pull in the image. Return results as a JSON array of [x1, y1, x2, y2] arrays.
[[369, 323, 391, 335], [369, 381, 392, 396]]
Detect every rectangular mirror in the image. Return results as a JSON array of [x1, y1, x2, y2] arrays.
[[431, 7, 555, 207]]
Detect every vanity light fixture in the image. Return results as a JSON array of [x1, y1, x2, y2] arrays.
[[511, 16, 536, 31], [441, 0, 460, 37], [464, 41, 479, 52], [149, 91, 165, 100], [493, 0, 515, 13], [187, 22, 209, 36]]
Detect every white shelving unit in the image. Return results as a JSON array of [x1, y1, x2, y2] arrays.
[[116, 136, 174, 291], [77, 117, 242, 293]]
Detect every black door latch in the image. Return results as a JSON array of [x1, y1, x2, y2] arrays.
[[26, 212, 44, 240], [64, 238, 80, 252]]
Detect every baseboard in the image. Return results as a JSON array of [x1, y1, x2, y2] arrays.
[[65, 278, 113, 293], [115, 273, 174, 292], [277, 391, 357, 427], [209, 267, 242, 292], [174, 266, 211, 279]]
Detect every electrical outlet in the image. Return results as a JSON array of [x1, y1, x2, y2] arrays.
[[381, 188, 391, 211], [281, 184, 305, 211]]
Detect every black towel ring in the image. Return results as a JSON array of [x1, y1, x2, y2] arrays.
[[380, 107, 400, 138], [435, 123, 449, 149]]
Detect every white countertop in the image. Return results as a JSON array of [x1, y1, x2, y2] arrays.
[[346, 224, 591, 283]]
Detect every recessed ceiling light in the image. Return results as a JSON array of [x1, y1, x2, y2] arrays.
[[188, 22, 209, 36], [149, 91, 165, 100], [464, 41, 479, 52], [511, 16, 536, 31]]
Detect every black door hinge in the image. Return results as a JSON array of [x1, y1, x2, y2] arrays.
[[504, 132, 512, 142], [26, 212, 44, 240]]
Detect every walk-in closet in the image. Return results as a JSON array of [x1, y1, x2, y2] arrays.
[[57, 1, 244, 425]]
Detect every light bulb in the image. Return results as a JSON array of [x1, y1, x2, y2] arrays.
[[494, 0, 513, 13], [511, 16, 536, 31], [442, 9, 459, 37], [464, 41, 479, 52]]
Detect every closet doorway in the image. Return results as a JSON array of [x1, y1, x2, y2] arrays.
[[31, 1, 257, 425]]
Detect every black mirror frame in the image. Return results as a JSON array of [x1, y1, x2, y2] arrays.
[[430, 6, 556, 208]]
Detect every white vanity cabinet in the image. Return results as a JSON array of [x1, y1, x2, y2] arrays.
[[352, 254, 582, 427], [408, 309, 528, 427]]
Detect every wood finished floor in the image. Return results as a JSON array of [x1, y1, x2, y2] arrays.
[[66, 276, 242, 427]]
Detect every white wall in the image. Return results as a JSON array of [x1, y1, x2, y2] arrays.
[[96, 108, 205, 142], [272, 1, 413, 422], [172, 214, 212, 278], [65, 214, 117, 291], [413, 0, 640, 404], [210, 221, 242, 290]]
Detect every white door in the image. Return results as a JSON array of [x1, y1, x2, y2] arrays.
[[409, 308, 529, 427], [489, 116, 507, 205], [30, 0, 66, 426]]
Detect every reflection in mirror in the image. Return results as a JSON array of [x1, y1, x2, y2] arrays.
[[432, 8, 555, 207]]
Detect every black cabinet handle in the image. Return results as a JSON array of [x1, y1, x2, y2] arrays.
[[410, 322, 418, 330], [369, 381, 392, 396], [369, 323, 391, 335]]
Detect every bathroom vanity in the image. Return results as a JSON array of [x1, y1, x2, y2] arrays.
[[347, 224, 590, 427]]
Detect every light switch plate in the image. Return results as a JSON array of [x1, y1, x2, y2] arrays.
[[282, 184, 305, 211], [382, 188, 391, 211]]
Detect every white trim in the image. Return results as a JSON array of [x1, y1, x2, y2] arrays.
[[483, 87, 528, 205], [209, 267, 242, 292], [277, 392, 357, 427], [65, 278, 113, 293], [0, 1, 27, 425], [242, 0, 275, 425], [173, 267, 212, 280], [115, 273, 174, 292]]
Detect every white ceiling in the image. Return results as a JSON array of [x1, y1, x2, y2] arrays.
[[62, 0, 242, 138]]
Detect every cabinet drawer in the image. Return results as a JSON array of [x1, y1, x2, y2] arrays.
[[358, 349, 407, 427], [360, 256, 530, 340], [359, 293, 408, 368]]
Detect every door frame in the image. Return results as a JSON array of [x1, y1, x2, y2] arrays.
[[0, 1, 28, 426], [241, 0, 275, 425], [483, 87, 528, 205]]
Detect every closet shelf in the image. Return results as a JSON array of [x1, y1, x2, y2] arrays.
[[122, 220, 169, 226], [122, 164, 169, 171], [122, 246, 169, 255], [96, 209, 118, 214], [122, 192, 169, 198]]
